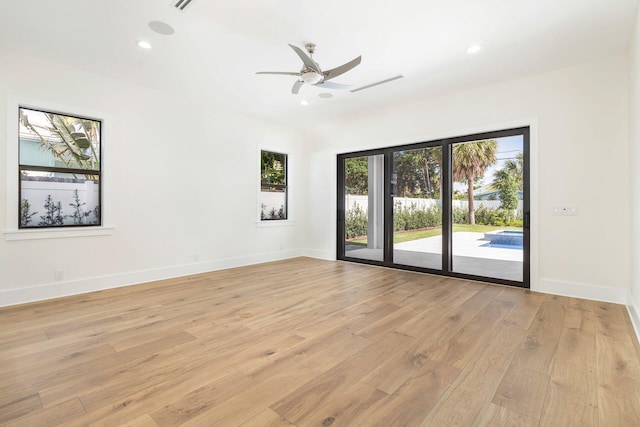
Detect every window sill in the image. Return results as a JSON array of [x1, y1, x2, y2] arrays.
[[3, 225, 114, 241], [256, 220, 296, 228]]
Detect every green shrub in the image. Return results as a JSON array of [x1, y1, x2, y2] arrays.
[[347, 201, 522, 237], [20, 199, 38, 227], [393, 202, 442, 232], [39, 195, 64, 226], [345, 203, 368, 239], [453, 205, 523, 226], [452, 207, 468, 224], [474, 206, 523, 227]]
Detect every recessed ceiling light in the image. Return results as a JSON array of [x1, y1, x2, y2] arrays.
[[319, 93, 333, 99], [300, 100, 309, 106], [467, 45, 482, 54], [149, 21, 175, 36], [137, 40, 152, 49]]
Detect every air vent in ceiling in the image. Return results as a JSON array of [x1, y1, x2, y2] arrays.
[[350, 75, 404, 93], [172, 0, 195, 11]]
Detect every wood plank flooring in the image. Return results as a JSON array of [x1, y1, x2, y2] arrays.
[[1, 257, 639, 426]]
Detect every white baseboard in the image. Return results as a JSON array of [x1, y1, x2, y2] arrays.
[[301, 248, 335, 261], [535, 278, 628, 304], [627, 291, 640, 345], [0, 249, 305, 308]]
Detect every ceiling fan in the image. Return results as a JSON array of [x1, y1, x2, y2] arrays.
[[256, 43, 361, 94]]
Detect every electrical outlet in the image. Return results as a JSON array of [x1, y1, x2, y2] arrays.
[[54, 269, 64, 281], [552, 206, 578, 216]]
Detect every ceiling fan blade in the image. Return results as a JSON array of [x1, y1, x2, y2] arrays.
[[292, 80, 304, 94], [256, 71, 300, 76], [288, 44, 321, 73], [316, 81, 351, 90], [322, 56, 361, 81]]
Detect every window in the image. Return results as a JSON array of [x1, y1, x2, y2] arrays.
[[260, 150, 287, 220], [18, 107, 101, 228]]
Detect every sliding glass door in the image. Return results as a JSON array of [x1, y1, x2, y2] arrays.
[[341, 154, 385, 262], [392, 147, 443, 270], [451, 136, 525, 282], [337, 127, 529, 288]]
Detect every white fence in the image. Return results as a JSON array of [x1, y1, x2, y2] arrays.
[[260, 190, 287, 219], [22, 180, 99, 226], [344, 194, 523, 212]]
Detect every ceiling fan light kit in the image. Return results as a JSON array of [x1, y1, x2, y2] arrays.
[[301, 71, 323, 85]]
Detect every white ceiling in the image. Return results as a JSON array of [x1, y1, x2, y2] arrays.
[[1, 0, 638, 129]]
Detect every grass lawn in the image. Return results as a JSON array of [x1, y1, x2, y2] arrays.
[[350, 224, 522, 245]]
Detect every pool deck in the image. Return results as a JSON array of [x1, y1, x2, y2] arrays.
[[396, 232, 522, 261], [346, 231, 524, 282]]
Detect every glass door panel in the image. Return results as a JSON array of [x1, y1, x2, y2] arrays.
[[343, 154, 384, 262], [451, 136, 524, 282], [392, 147, 442, 269]]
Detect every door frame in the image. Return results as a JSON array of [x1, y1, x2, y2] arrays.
[[337, 126, 530, 288]]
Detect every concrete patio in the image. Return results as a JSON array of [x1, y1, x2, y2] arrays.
[[345, 231, 524, 282]]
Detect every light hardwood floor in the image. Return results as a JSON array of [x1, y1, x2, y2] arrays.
[[1, 257, 640, 426]]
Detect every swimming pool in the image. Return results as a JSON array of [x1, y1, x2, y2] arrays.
[[483, 230, 523, 249]]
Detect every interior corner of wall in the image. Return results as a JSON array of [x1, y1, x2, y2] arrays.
[[628, 289, 640, 340], [302, 248, 335, 261]]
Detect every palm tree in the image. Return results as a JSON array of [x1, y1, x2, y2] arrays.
[[19, 109, 100, 171], [452, 139, 498, 225]]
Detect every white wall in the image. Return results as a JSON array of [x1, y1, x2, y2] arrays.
[[0, 47, 635, 308], [629, 6, 640, 333], [306, 55, 630, 303], [0, 49, 307, 306]]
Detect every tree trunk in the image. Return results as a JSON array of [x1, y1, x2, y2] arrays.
[[467, 177, 475, 225], [422, 158, 433, 196]]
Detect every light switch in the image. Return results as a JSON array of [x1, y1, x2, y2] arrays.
[[552, 206, 578, 216]]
